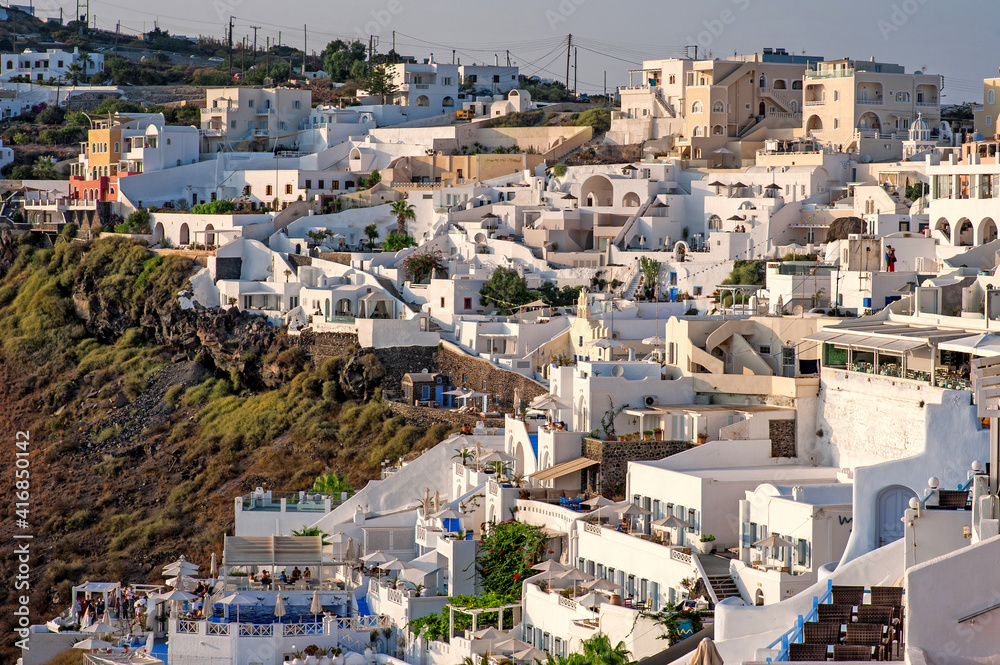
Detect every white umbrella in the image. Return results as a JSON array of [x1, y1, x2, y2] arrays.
[[162, 556, 200, 577], [361, 552, 392, 565], [529, 394, 570, 410], [479, 451, 515, 464], [642, 335, 665, 346], [310, 590, 323, 622], [652, 515, 692, 530], [273, 594, 287, 623], [210, 552, 218, 579], [583, 496, 614, 509], [156, 589, 197, 603], [616, 503, 652, 517], [512, 646, 547, 662], [575, 592, 610, 609], [218, 592, 257, 623], [586, 338, 623, 349], [74, 638, 115, 651], [380, 559, 410, 573], [583, 578, 621, 593], [83, 621, 117, 636], [555, 568, 591, 599], [753, 534, 794, 549], [493, 637, 532, 653], [712, 147, 733, 155], [431, 508, 464, 522]]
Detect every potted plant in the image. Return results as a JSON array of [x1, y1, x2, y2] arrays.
[[653, 427, 664, 441], [695, 534, 716, 554], [643, 429, 654, 441], [697, 433, 708, 445]]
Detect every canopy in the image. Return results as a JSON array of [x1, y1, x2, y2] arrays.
[[939, 334, 1000, 358], [217, 592, 258, 606], [223, 535, 322, 566], [74, 639, 115, 651], [156, 589, 196, 602], [583, 496, 614, 508], [753, 534, 794, 549], [528, 456, 599, 482]]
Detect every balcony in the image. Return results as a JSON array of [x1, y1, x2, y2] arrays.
[[256, 107, 274, 115], [202, 106, 237, 114], [253, 129, 271, 137], [203, 128, 225, 137], [916, 100, 939, 107], [24, 197, 97, 210], [857, 96, 884, 106], [803, 98, 825, 106], [806, 67, 855, 80]]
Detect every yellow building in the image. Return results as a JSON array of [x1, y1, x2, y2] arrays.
[[974, 74, 1000, 139], [381, 153, 544, 190]]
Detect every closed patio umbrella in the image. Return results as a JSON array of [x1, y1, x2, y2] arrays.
[[273, 594, 287, 623], [688, 638, 724, 665], [310, 591, 323, 622]]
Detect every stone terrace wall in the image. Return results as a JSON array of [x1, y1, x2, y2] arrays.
[[434, 341, 547, 412], [583, 437, 692, 495]]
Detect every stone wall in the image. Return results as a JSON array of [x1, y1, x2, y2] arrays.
[[769, 419, 796, 458], [434, 342, 547, 412], [583, 437, 692, 494]]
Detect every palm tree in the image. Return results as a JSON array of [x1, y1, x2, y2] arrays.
[[364, 223, 380, 250], [66, 62, 84, 86], [390, 199, 415, 236], [291, 525, 332, 546], [581, 634, 632, 665], [452, 448, 475, 465]]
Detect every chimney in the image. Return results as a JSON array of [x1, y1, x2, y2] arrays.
[[792, 486, 803, 501], [429, 53, 435, 64], [494, 53, 499, 66]]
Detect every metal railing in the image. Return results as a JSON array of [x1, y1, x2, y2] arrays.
[[766, 579, 833, 661]]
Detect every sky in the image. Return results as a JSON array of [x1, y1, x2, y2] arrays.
[[67, 0, 999, 101]]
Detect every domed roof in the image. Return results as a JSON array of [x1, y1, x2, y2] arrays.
[[912, 113, 930, 132], [973, 132, 987, 142], [910, 113, 931, 140]]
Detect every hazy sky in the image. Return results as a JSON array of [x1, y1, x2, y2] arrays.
[[75, 0, 996, 101]]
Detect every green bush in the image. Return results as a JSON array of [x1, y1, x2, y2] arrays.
[[550, 163, 568, 178], [190, 199, 237, 215], [575, 108, 611, 133]]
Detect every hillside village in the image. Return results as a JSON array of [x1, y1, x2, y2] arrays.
[[3, 6, 1000, 665]]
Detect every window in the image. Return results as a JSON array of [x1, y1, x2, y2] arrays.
[[988, 116, 994, 128], [833, 118, 839, 129], [758, 345, 771, 356], [231, 120, 237, 128], [482, 380, 487, 390], [266, 185, 273, 196], [464, 297, 472, 309], [896, 91, 910, 103], [693, 286, 702, 296], [305, 180, 312, 189], [668, 75, 675, 84], [991, 90, 997, 105], [712, 100, 725, 113], [318, 180, 324, 189], [293, 100, 301, 109], [278, 121, 287, 130], [248, 99, 255, 108], [440, 297, 445, 307], [462, 374, 467, 383], [114, 142, 119, 153], [691, 100, 703, 114], [285, 184, 292, 194], [833, 90, 840, 102]]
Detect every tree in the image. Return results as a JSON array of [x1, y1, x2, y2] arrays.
[[383, 233, 417, 252], [476, 520, 550, 597], [536, 281, 581, 307], [640, 257, 660, 300], [321, 39, 368, 81], [311, 472, 354, 494], [480, 266, 532, 314], [403, 250, 445, 284], [32, 156, 57, 180], [390, 199, 416, 236], [365, 64, 399, 104], [364, 223, 380, 250], [66, 62, 84, 86]]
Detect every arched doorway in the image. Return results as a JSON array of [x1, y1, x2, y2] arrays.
[[754, 589, 765, 606], [205, 223, 216, 246], [935, 218, 951, 240], [758, 101, 766, 117], [622, 192, 641, 207], [858, 112, 881, 133], [981, 218, 998, 244], [514, 441, 525, 475], [876, 485, 917, 547], [958, 218, 974, 246], [153, 222, 164, 244], [179, 223, 190, 245], [806, 115, 823, 135]]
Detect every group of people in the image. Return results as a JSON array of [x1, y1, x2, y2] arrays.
[[72, 587, 152, 627], [733, 224, 748, 233], [248, 566, 311, 589]]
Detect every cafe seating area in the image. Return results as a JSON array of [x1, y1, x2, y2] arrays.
[[787, 585, 904, 662]]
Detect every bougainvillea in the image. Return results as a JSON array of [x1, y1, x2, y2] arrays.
[[476, 520, 550, 597]]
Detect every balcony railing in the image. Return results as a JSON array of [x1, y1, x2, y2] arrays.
[[202, 106, 238, 114], [806, 67, 855, 79], [803, 98, 825, 106], [857, 96, 884, 106], [253, 129, 270, 137], [916, 101, 938, 107]]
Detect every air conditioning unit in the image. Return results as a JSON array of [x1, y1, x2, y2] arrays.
[[642, 395, 659, 407]]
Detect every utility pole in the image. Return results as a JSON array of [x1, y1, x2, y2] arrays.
[[115, 21, 120, 55], [251, 26, 259, 67], [266, 36, 270, 77], [241, 37, 246, 74], [565, 34, 572, 90], [228, 16, 234, 79], [302, 25, 307, 76], [573, 47, 577, 95], [506, 50, 510, 67], [604, 70, 607, 98]]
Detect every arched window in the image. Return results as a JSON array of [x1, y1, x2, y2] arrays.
[[442, 96, 454, 107], [759, 74, 766, 89], [691, 100, 703, 114], [416, 95, 430, 107], [693, 125, 704, 137], [895, 91, 910, 103], [708, 214, 722, 230], [114, 142, 119, 153], [792, 80, 803, 90], [773, 79, 787, 90], [712, 125, 725, 135], [5, 61, 12, 70], [668, 75, 676, 85], [989, 90, 996, 105], [712, 100, 725, 113]]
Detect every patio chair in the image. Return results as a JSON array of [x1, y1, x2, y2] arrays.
[[817, 603, 854, 625], [789, 643, 828, 661], [832, 644, 872, 661], [802, 621, 839, 645], [831, 585, 865, 606], [855, 605, 892, 626], [845, 623, 889, 660], [869, 587, 903, 608], [935, 490, 970, 510]]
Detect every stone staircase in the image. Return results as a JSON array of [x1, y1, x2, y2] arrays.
[[653, 87, 676, 117], [706, 574, 742, 603]]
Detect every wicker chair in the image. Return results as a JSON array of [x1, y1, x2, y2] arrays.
[[869, 586, 903, 608], [935, 489, 970, 509], [856, 604, 893, 626], [846, 623, 888, 660], [789, 643, 829, 661], [832, 644, 872, 661], [832, 585, 865, 606], [818, 603, 854, 624], [803, 621, 840, 645]]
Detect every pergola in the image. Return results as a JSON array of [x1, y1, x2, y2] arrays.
[[448, 601, 522, 639], [716, 284, 765, 317]]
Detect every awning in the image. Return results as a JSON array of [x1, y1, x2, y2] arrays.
[[223, 535, 323, 566], [529, 457, 599, 482], [803, 330, 845, 343], [805, 331, 927, 354]]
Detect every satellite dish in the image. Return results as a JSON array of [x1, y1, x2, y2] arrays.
[[611, 365, 625, 378], [862, 155, 873, 163], [793, 305, 804, 315]]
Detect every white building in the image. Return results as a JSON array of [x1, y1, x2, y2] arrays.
[[0, 47, 103, 82], [459, 63, 520, 94]]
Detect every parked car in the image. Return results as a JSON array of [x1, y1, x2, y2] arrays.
[[209, 56, 224, 62]]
